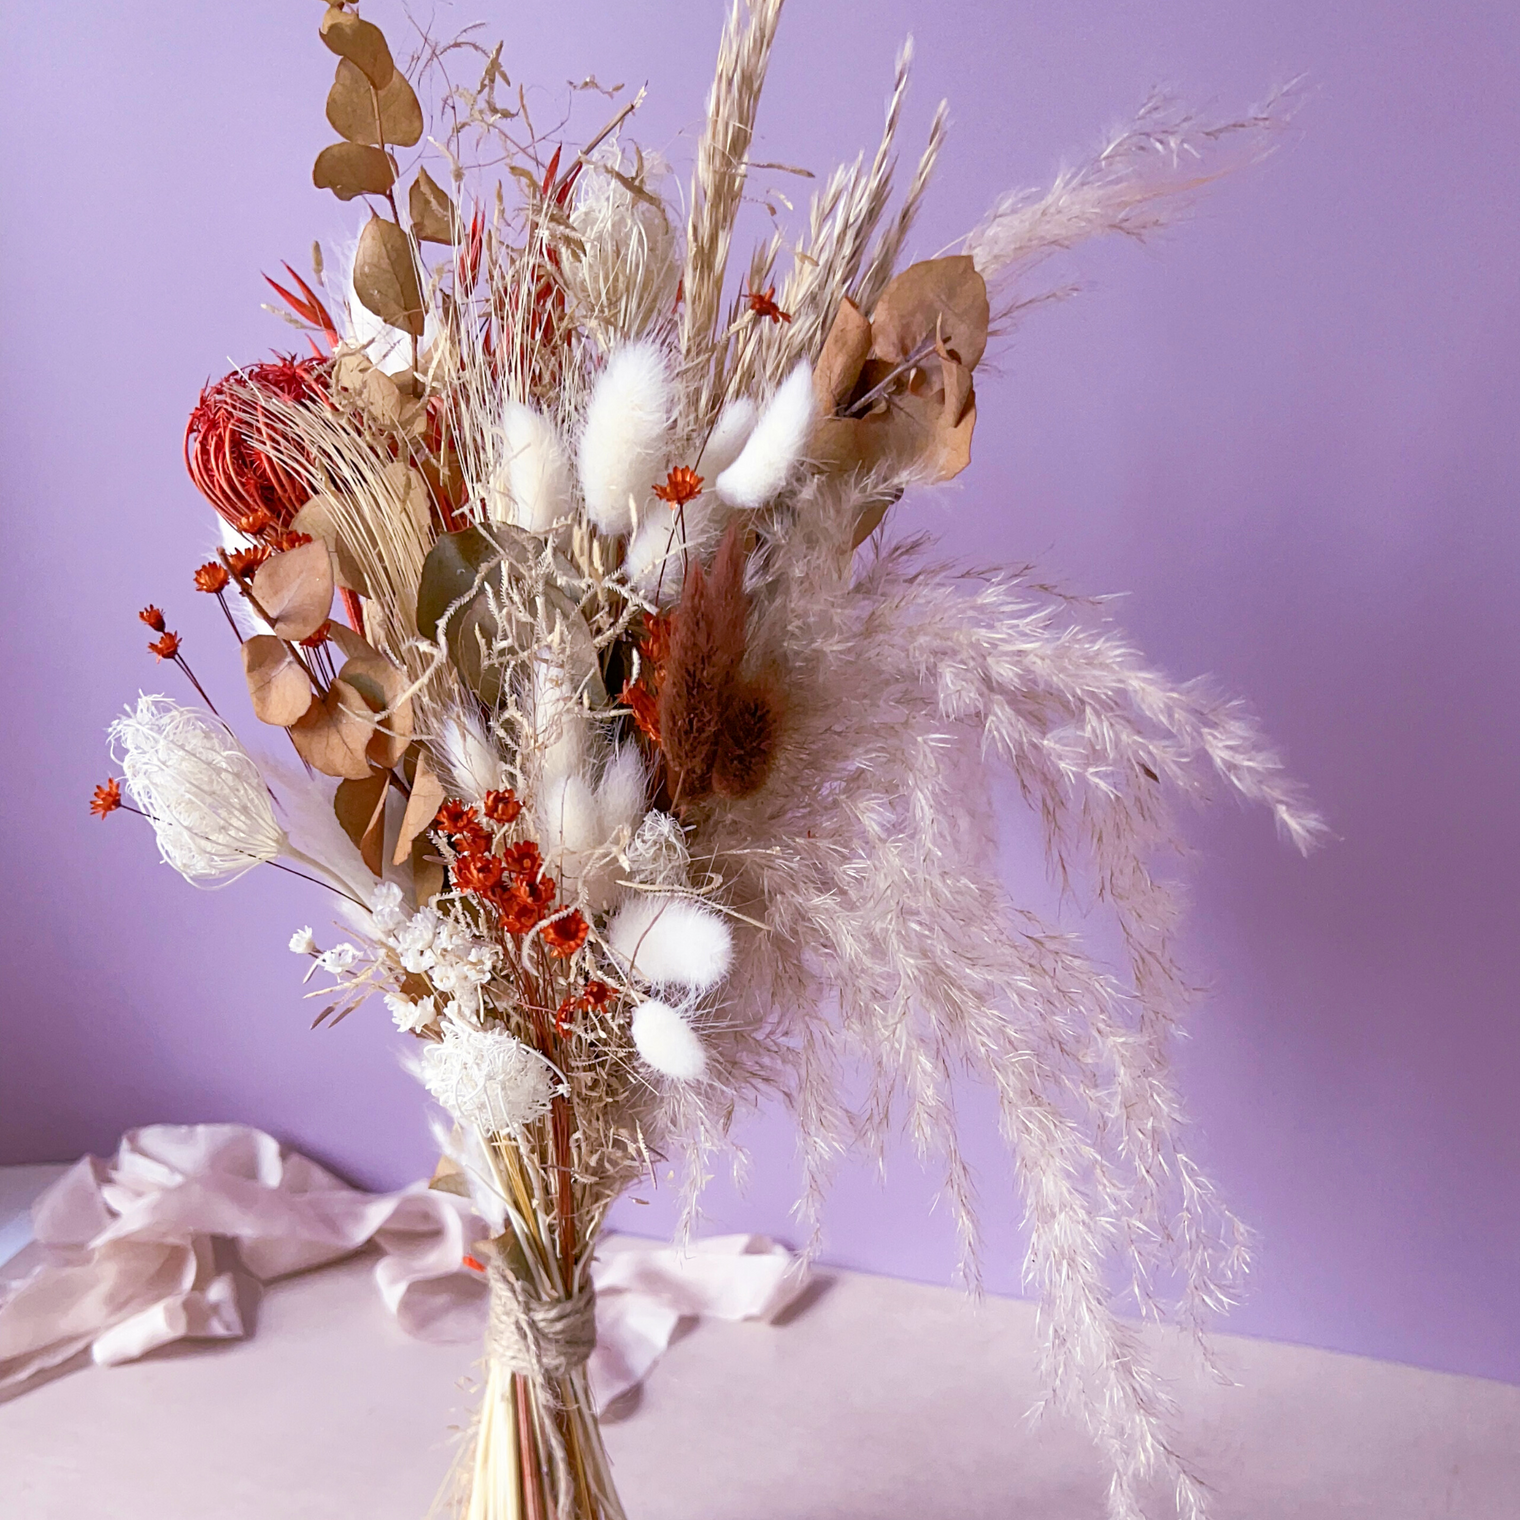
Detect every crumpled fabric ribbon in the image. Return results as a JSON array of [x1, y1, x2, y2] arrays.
[[0, 1124, 807, 1411]]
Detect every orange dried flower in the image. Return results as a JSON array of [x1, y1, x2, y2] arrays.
[[500, 841, 542, 881], [194, 562, 230, 593], [451, 820, 492, 856], [453, 851, 506, 895], [746, 284, 792, 324], [542, 910, 589, 959], [235, 508, 275, 537], [521, 873, 556, 909], [148, 630, 182, 661], [482, 788, 522, 825], [270, 529, 314, 552], [299, 621, 331, 649], [139, 605, 167, 633], [226, 546, 271, 579], [652, 466, 704, 507], [497, 889, 542, 935], [434, 800, 476, 838], [90, 778, 123, 818], [581, 979, 615, 1011], [619, 679, 662, 746]]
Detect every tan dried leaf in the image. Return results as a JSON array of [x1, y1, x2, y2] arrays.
[[251, 540, 334, 642], [326, 621, 379, 665], [392, 751, 445, 866], [868, 256, 990, 370], [339, 651, 414, 769], [241, 635, 314, 727], [290, 496, 370, 597], [409, 167, 457, 244], [289, 679, 377, 780], [326, 57, 423, 149], [312, 142, 396, 202], [334, 770, 390, 877], [380, 461, 432, 533], [319, 6, 395, 89], [410, 833, 445, 906], [352, 215, 425, 337], [814, 298, 872, 414]]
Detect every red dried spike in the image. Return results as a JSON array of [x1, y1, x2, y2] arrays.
[[540, 145, 563, 197], [265, 263, 340, 351]]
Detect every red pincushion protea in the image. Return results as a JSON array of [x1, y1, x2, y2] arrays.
[[184, 355, 329, 531]]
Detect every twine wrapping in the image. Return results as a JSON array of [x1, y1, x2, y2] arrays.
[[486, 1260, 597, 1387]]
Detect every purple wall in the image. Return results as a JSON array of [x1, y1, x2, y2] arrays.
[[2, 2, 1516, 1383]]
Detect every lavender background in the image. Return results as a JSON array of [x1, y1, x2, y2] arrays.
[[2, 0, 1516, 1384]]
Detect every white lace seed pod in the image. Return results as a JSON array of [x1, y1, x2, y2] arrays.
[[577, 341, 672, 536], [631, 999, 708, 1080], [109, 695, 285, 887], [416, 1026, 557, 1134], [715, 362, 814, 509], [487, 400, 573, 533]]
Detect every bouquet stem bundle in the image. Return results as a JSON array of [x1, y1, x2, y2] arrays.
[[94, 5, 1318, 1518]]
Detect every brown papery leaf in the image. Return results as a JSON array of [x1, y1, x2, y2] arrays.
[[319, 5, 394, 90], [242, 635, 314, 727], [410, 833, 445, 906], [392, 751, 445, 866], [290, 496, 369, 597], [289, 679, 377, 780], [339, 652, 414, 769], [326, 622, 380, 665], [380, 461, 432, 533], [252, 540, 334, 642], [334, 770, 390, 877], [814, 298, 872, 414], [312, 142, 396, 202], [326, 58, 423, 149], [868, 256, 990, 371], [353, 215, 425, 336], [409, 167, 457, 244]]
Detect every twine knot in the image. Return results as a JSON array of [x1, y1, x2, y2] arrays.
[[486, 1260, 597, 1384]]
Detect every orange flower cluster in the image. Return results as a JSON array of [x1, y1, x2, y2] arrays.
[[89, 778, 123, 819], [226, 546, 271, 579], [433, 799, 589, 958], [193, 562, 230, 594], [746, 284, 792, 324], [554, 978, 617, 1035], [618, 611, 673, 747], [139, 605, 167, 633], [148, 630, 182, 662], [653, 466, 704, 507]]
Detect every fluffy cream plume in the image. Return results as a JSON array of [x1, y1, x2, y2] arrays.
[[596, 748, 648, 838], [631, 1000, 708, 1081], [576, 340, 672, 535], [697, 395, 758, 477], [416, 1026, 557, 1134], [487, 400, 572, 533], [109, 696, 285, 887], [715, 362, 815, 509], [607, 893, 734, 992], [965, 88, 1297, 312]]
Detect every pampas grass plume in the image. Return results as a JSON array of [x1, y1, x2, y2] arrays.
[[607, 893, 733, 991], [631, 999, 708, 1080], [715, 362, 813, 509], [577, 341, 672, 535], [490, 400, 572, 533]]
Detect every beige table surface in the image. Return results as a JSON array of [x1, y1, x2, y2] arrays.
[[1, 1246, 1516, 1520]]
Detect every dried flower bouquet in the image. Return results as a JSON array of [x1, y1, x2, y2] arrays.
[[94, 4, 1320, 1517]]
